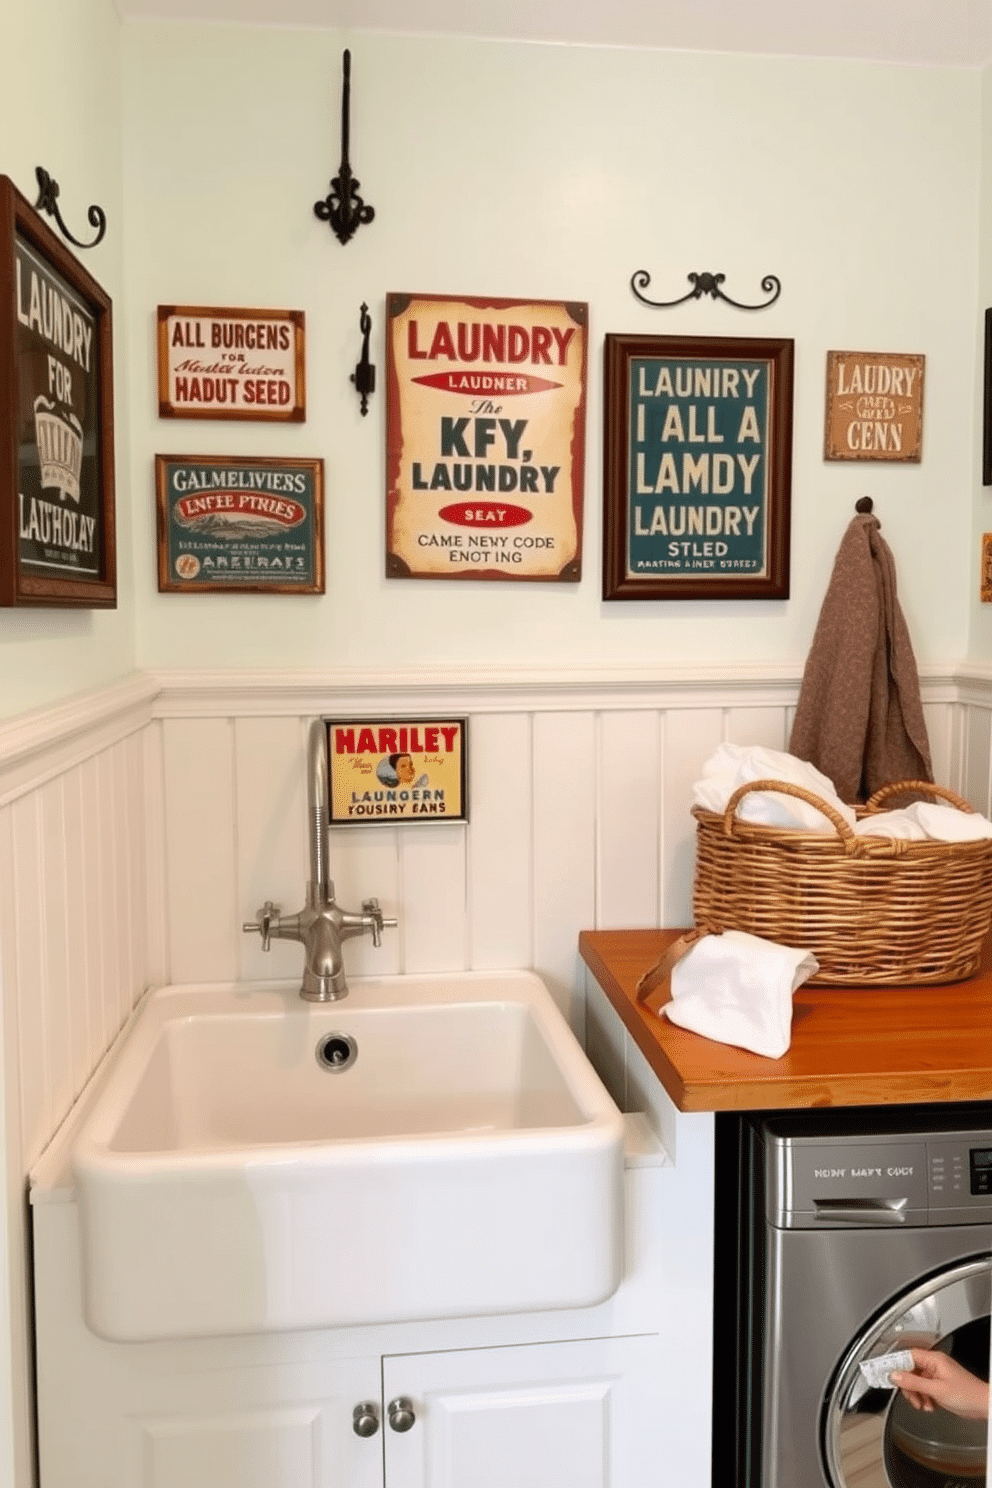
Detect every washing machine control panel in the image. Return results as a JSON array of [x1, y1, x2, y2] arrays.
[[927, 1137, 992, 1210], [766, 1125, 992, 1225], [970, 1144, 992, 1195], [928, 1136, 992, 1208]]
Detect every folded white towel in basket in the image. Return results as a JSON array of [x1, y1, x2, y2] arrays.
[[663, 930, 820, 1059], [853, 801, 992, 842]]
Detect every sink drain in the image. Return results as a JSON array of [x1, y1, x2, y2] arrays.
[[315, 1032, 358, 1071]]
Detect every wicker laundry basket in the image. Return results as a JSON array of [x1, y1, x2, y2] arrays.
[[691, 779, 992, 986]]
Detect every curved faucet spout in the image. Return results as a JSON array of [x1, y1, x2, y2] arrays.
[[301, 913, 348, 1000], [308, 717, 332, 906]]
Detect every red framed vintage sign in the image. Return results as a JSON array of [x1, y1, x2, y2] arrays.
[[385, 292, 587, 582], [157, 305, 305, 421]]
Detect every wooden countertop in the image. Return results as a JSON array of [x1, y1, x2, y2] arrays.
[[579, 928, 992, 1113]]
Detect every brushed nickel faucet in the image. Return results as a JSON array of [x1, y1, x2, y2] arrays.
[[243, 718, 397, 999]]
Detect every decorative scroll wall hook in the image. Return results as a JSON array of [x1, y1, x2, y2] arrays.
[[630, 269, 781, 311], [314, 50, 375, 246], [351, 302, 375, 415], [34, 166, 106, 249]]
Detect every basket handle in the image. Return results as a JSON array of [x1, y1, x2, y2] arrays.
[[722, 778, 860, 852], [863, 779, 975, 814]]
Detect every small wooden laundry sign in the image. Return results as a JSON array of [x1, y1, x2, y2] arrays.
[[824, 350, 924, 462]]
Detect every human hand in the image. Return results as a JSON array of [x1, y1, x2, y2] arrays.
[[890, 1350, 990, 1420]]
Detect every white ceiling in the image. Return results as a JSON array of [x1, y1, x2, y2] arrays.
[[114, 0, 992, 69]]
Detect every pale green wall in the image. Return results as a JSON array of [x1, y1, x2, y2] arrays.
[[1, 12, 986, 719], [0, 0, 134, 719], [123, 26, 980, 676]]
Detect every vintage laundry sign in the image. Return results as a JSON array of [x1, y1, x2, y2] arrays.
[[824, 350, 924, 462], [385, 293, 587, 581], [155, 454, 323, 593], [326, 717, 467, 824], [2, 172, 117, 607], [157, 306, 305, 421], [16, 237, 97, 572], [603, 333, 793, 600]]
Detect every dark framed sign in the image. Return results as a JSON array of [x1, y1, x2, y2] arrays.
[[157, 305, 305, 421], [603, 332, 793, 601], [0, 174, 116, 607], [155, 454, 324, 593], [326, 717, 468, 824]]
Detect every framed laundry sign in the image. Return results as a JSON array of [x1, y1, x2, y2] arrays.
[[824, 350, 924, 462], [0, 174, 117, 607], [385, 292, 587, 582], [603, 332, 793, 600], [155, 454, 323, 593], [820, 351, 922, 461]]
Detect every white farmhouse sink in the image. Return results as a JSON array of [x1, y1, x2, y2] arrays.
[[72, 971, 625, 1342]]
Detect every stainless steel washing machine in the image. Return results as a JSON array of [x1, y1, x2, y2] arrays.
[[712, 1103, 992, 1488]]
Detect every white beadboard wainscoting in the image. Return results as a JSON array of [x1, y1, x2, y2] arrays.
[[0, 660, 988, 1487]]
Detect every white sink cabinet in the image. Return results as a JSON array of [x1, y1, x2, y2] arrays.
[[32, 1181, 678, 1488], [38, 1333, 657, 1488], [30, 973, 716, 1488]]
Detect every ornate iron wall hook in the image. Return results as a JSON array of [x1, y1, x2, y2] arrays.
[[351, 302, 375, 415], [630, 269, 781, 311], [314, 50, 375, 246], [34, 166, 106, 249]]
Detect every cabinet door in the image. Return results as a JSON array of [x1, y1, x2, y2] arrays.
[[109, 1358, 385, 1488], [382, 1334, 662, 1488]]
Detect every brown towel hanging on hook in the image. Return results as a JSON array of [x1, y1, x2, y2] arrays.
[[789, 501, 933, 803]]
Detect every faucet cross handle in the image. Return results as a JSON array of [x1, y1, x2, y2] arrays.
[[243, 900, 280, 952], [361, 897, 396, 948]]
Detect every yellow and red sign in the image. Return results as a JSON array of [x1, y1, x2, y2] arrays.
[[327, 718, 467, 825]]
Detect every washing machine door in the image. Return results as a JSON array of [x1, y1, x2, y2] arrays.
[[822, 1253, 990, 1488]]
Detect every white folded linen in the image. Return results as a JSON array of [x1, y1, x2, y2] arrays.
[[662, 929, 820, 1059], [851, 808, 928, 840], [853, 801, 992, 842], [692, 743, 856, 832]]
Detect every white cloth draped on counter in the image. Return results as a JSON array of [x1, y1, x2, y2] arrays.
[[662, 930, 820, 1060]]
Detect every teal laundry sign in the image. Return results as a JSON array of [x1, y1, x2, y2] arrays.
[[603, 335, 793, 601], [628, 357, 769, 577]]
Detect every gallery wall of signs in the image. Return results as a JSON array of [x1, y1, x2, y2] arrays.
[[9, 160, 974, 616]]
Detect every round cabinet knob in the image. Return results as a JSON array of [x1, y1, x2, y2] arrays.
[[352, 1402, 380, 1437], [387, 1397, 416, 1432]]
